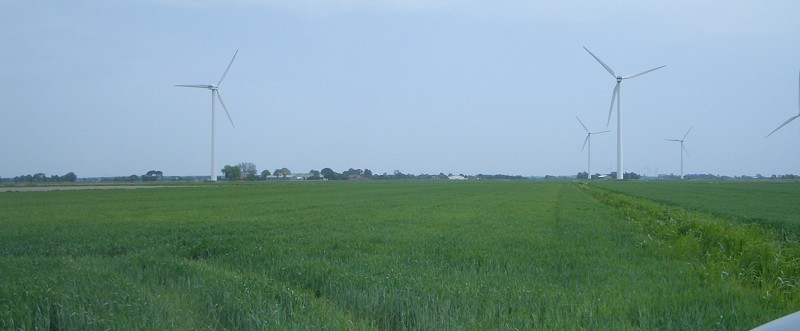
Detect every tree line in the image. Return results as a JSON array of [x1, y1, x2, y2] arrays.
[[9, 172, 77, 183], [218, 163, 495, 181], [8, 170, 164, 183], [8, 167, 796, 183], [220, 163, 295, 180], [217, 163, 536, 181]]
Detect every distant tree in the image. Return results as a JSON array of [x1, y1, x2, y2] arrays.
[[308, 169, 322, 180], [32, 173, 47, 182], [343, 168, 364, 179], [261, 169, 271, 179], [239, 162, 258, 180], [577, 171, 588, 179], [143, 170, 163, 181], [271, 168, 291, 179], [61, 172, 77, 182], [222, 165, 241, 180], [321, 168, 337, 180], [624, 172, 640, 180], [363, 169, 373, 178]]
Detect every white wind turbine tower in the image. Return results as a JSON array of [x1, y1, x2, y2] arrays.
[[584, 47, 665, 179], [765, 71, 800, 138], [665, 127, 692, 179], [577, 117, 609, 179], [175, 50, 238, 182]]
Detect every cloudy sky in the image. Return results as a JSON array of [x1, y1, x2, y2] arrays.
[[2, 0, 799, 178]]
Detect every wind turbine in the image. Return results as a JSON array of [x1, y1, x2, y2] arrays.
[[577, 117, 609, 179], [175, 49, 238, 182], [665, 127, 692, 179], [765, 71, 800, 138], [584, 46, 665, 179]]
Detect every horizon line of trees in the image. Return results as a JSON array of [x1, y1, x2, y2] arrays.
[[221, 163, 294, 180], [217, 163, 535, 181], [91, 170, 165, 182], [9, 172, 77, 183], [213, 163, 800, 182], [5, 168, 799, 183]]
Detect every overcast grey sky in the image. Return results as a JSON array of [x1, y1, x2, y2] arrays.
[[2, 0, 799, 178]]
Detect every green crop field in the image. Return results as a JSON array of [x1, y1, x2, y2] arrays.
[[589, 180, 800, 228], [1, 181, 799, 329]]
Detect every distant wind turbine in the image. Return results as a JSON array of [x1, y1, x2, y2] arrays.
[[175, 50, 239, 182], [577, 117, 609, 179], [665, 126, 692, 179], [765, 71, 800, 138], [584, 46, 665, 179]]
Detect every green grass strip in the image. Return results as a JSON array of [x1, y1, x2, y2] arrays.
[[579, 182, 800, 310]]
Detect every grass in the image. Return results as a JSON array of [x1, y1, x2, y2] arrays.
[[588, 180, 800, 229], [580, 182, 800, 302], [1, 180, 798, 329]]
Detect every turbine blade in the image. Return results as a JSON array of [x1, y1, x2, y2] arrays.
[[576, 116, 589, 133], [797, 70, 799, 114], [594, 130, 610, 134], [583, 47, 616, 77], [623, 65, 666, 79], [581, 135, 589, 153], [607, 83, 619, 126], [765, 115, 800, 138], [683, 126, 693, 140], [665, 139, 680, 142], [217, 49, 239, 86], [215, 91, 235, 128], [682, 143, 689, 156], [175, 84, 212, 88]]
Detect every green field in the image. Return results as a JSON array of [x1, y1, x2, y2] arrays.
[[1, 181, 798, 329], [588, 180, 800, 228]]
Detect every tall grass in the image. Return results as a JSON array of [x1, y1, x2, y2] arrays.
[[1, 181, 795, 329], [580, 182, 800, 312]]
